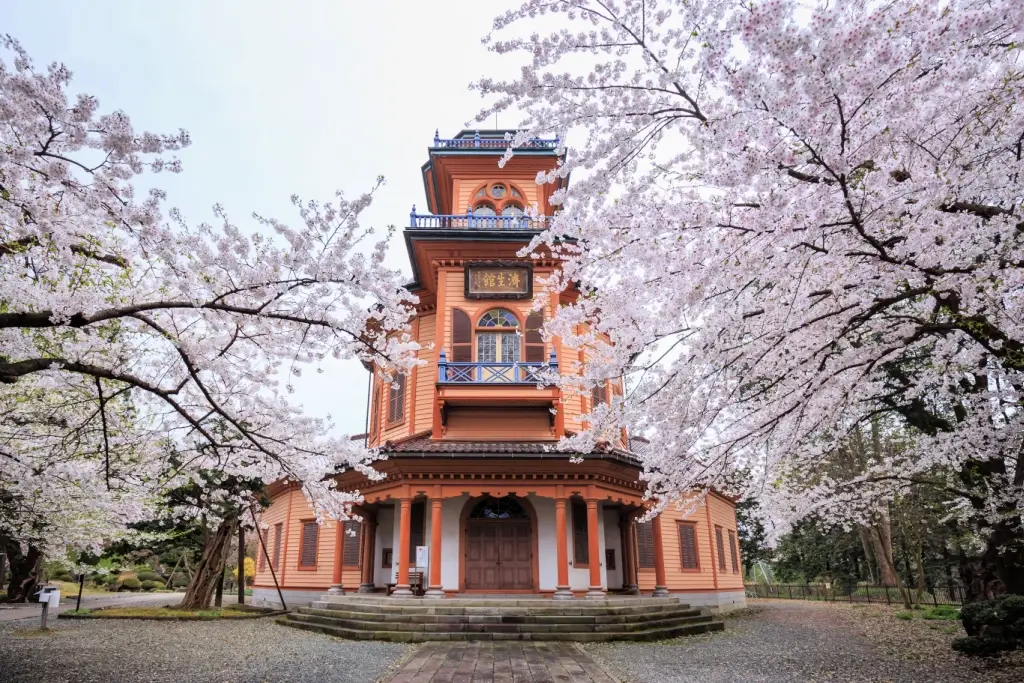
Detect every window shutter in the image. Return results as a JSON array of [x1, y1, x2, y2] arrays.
[[715, 526, 726, 571], [272, 522, 284, 570], [524, 311, 544, 362], [257, 529, 267, 571], [299, 521, 318, 568], [342, 521, 362, 566], [591, 383, 608, 407], [605, 548, 616, 571], [729, 530, 740, 573], [369, 383, 380, 440], [636, 521, 655, 569], [572, 500, 589, 565], [387, 375, 406, 423], [452, 309, 472, 362], [679, 523, 698, 569]]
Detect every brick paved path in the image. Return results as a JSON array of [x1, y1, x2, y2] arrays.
[[383, 642, 619, 683]]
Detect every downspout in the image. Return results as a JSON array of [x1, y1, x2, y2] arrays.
[[364, 366, 372, 448]]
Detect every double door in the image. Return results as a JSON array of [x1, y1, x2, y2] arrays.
[[465, 520, 533, 590]]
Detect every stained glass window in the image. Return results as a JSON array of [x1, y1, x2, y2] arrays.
[[469, 496, 529, 519], [490, 184, 507, 198], [478, 309, 518, 327]]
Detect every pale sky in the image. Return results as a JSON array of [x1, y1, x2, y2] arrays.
[[3, 0, 523, 435]]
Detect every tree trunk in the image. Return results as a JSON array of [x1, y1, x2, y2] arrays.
[[178, 517, 237, 610], [914, 542, 927, 606], [868, 517, 899, 587], [2, 540, 42, 603], [857, 527, 877, 584], [873, 526, 912, 609]]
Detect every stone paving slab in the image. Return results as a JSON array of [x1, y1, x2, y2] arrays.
[[383, 641, 620, 683]]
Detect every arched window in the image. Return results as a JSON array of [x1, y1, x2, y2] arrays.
[[469, 182, 528, 217], [477, 308, 520, 363]]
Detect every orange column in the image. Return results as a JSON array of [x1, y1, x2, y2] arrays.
[[425, 498, 444, 598], [328, 519, 344, 595], [585, 498, 606, 598], [393, 497, 413, 597], [652, 513, 670, 597], [553, 497, 573, 599], [358, 516, 376, 592]]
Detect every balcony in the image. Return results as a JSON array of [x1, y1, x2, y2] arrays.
[[409, 210, 549, 232], [437, 350, 558, 384], [432, 130, 560, 150]]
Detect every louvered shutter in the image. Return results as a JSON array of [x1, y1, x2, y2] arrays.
[[591, 383, 608, 407], [636, 521, 655, 569], [257, 529, 267, 571], [387, 375, 405, 422], [715, 526, 726, 571], [452, 309, 472, 362], [272, 522, 283, 569], [572, 500, 589, 565], [342, 520, 362, 566], [524, 311, 544, 362], [299, 521, 318, 567], [729, 530, 739, 573], [679, 524, 698, 569]]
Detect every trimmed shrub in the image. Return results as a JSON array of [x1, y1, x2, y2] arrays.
[[136, 572, 161, 583], [140, 580, 161, 592], [953, 595, 1024, 657], [119, 577, 142, 591], [171, 575, 189, 588]]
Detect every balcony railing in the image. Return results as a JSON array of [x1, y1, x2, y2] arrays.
[[432, 130, 560, 150], [437, 350, 558, 384], [409, 210, 548, 231]]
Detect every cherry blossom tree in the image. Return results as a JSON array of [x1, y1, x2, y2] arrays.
[[476, 0, 1024, 598], [0, 36, 417, 602]]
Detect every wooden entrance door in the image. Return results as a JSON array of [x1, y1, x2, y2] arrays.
[[465, 520, 533, 590]]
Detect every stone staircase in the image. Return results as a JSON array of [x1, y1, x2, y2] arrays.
[[277, 595, 725, 642]]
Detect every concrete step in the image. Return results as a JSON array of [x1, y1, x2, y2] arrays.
[[285, 610, 715, 634], [307, 600, 692, 618], [297, 605, 705, 625], [276, 615, 725, 643], [314, 595, 685, 609]]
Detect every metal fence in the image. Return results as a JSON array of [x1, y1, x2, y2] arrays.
[[745, 583, 964, 606]]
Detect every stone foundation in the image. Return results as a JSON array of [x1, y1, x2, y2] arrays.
[[251, 587, 324, 610], [678, 590, 747, 613]]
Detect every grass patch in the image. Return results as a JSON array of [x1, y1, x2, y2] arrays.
[[922, 605, 959, 621], [56, 581, 108, 596], [59, 603, 278, 620], [895, 611, 916, 620]]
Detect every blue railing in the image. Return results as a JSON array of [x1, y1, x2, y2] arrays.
[[438, 350, 558, 384], [409, 209, 548, 231], [433, 130, 560, 150]]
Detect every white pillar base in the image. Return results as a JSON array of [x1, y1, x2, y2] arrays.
[[391, 586, 413, 597], [423, 588, 445, 599], [585, 588, 607, 599], [357, 583, 376, 593], [652, 586, 670, 597], [552, 588, 575, 600], [327, 584, 345, 595]]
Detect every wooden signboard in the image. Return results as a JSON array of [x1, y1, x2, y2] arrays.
[[465, 261, 533, 299]]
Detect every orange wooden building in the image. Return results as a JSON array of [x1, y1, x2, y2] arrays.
[[252, 130, 745, 612]]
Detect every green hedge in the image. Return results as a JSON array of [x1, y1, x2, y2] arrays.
[[136, 572, 161, 583], [140, 580, 162, 591], [953, 595, 1024, 657], [119, 577, 142, 591]]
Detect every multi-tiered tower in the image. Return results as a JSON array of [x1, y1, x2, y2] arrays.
[[253, 130, 744, 614]]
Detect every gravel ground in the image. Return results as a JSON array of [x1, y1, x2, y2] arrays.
[[585, 600, 1022, 683], [0, 616, 412, 683]]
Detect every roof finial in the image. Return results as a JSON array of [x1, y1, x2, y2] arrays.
[[433, 129, 440, 146], [474, 130, 481, 148]]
